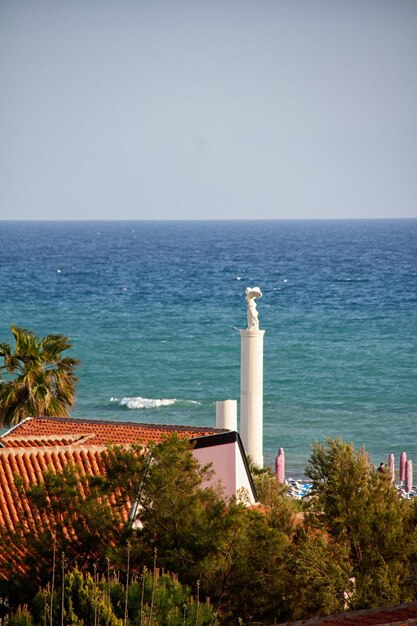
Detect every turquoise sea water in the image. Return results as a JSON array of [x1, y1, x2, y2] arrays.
[[0, 220, 416, 476]]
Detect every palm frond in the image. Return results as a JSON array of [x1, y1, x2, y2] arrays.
[[0, 326, 79, 427]]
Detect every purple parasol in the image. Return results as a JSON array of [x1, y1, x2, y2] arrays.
[[275, 447, 285, 484], [405, 459, 413, 493], [400, 451, 407, 483]]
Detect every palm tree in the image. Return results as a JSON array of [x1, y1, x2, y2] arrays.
[[0, 325, 79, 427]]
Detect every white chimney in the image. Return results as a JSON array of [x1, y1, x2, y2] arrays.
[[216, 399, 237, 431]]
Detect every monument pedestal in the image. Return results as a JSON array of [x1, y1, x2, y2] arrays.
[[240, 328, 265, 468]]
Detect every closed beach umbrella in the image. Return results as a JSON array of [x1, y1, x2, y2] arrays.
[[275, 447, 285, 484], [388, 453, 395, 483], [405, 459, 413, 493], [400, 451, 407, 483]]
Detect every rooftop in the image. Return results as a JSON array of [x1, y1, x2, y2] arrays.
[[0, 415, 228, 579], [1, 415, 226, 447], [0, 443, 123, 577], [0, 444, 109, 532]]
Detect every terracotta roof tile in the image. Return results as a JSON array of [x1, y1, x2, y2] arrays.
[[1, 434, 96, 448], [0, 416, 226, 540], [0, 416, 227, 580], [1, 416, 226, 447], [276, 601, 417, 625], [0, 446, 110, 532], [0, 444, 130, 578]]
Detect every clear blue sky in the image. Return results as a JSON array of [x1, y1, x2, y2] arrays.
[[1, 0, 416, 220]]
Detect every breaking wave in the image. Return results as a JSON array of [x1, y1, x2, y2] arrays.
[[110, 396, 177, 409]]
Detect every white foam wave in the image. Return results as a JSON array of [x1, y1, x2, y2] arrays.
[[114, 396, 177, 410]]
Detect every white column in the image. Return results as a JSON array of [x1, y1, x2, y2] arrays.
[[240, 328, 265, 468], [216, 400, 238, 431]]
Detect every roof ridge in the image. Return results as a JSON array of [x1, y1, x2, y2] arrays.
[[0, 445, 108, 456], [1, 417, 33, 437], [13, 415, 227, 432], [4, 433, 83, 441]]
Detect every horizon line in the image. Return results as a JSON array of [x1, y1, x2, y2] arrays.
[[1, 216, 416, 223]]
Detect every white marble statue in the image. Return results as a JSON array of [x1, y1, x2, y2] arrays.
[[245, 286, 262, 329]]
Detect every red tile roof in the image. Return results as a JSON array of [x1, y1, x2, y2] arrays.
[[276, 602, 417, 625], [0, 434, 96, 448], [0, 416, 228, 579], [0, 445, 109, 532], [1, 416, 226, 447], [0, 444, 128, 577]]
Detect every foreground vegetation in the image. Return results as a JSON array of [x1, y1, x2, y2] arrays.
[[2, 436, 417, 625], [8, 567, 216, 626]]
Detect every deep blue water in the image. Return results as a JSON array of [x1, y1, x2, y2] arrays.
[[0, 220, 416, 476]]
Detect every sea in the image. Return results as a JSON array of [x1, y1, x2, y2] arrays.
[[0, 219, 416, 478]]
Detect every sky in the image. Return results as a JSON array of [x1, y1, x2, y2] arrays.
[[1, 0, 416, 220]]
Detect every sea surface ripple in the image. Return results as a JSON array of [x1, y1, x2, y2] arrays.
[[0, 219, 416, 476]]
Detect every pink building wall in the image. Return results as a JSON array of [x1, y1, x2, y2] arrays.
[[193, 439, 256, 505]]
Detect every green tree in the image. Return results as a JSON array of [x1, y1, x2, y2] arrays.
[[8, 605, 34, 626], [132, 435, 230, 583], [133, 443, 297, 623], [2, 435, 306, 622], [0, 325, 79, 426], [21, 567, 217, 626], [126, 569, 217, 626], [253, 468, 297, 534], [285, 528, 352, 619], [202, 505, 291, 624], [2, 458, 128, 603], [32, 568, 122, 626], [304, 438, 417, 610]]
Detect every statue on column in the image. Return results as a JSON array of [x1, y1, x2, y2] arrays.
[[245, 287, 262, 330]]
